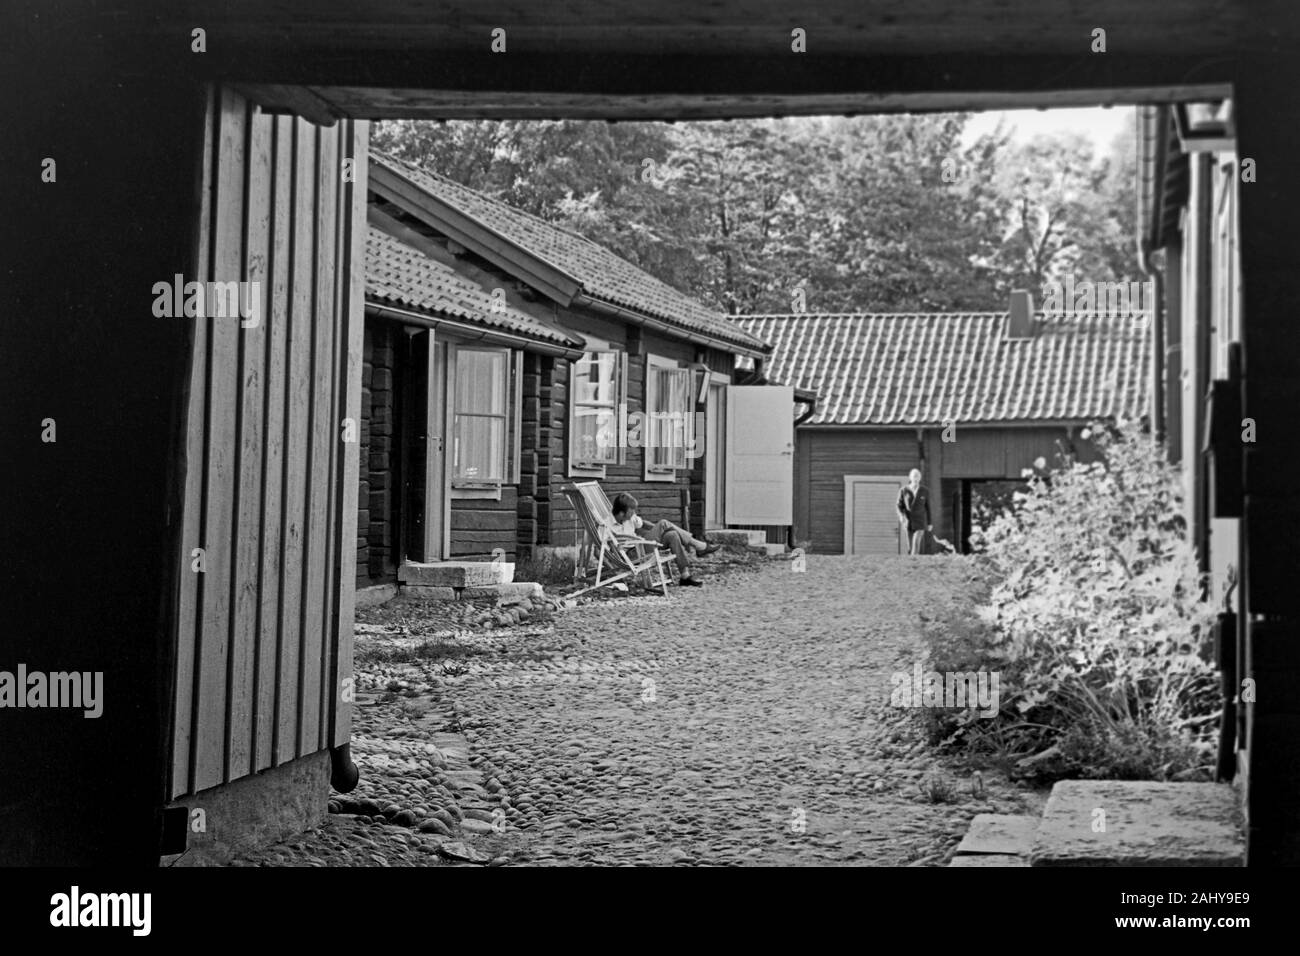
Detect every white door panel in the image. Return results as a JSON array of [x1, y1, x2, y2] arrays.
[[725, 385, 793, 525]]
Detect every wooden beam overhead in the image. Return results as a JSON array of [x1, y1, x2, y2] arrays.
[[52, 1, 1294, 58]]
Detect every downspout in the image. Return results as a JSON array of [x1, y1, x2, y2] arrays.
[[1138, 104, 1169, 444], [794, 397, 817, 427], [330, 743, 360, 792], [1138, 240, 1166, 443]]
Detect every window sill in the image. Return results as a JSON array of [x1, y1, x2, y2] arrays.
[[569, 463, 608, 479], [643, 468, 678, 483], [451, 484, 505, 501]]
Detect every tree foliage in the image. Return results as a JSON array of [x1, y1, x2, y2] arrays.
[[372, 112, 1139, 315]]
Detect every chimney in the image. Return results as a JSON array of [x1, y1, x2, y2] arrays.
[[1007, 289, 1035, 339]]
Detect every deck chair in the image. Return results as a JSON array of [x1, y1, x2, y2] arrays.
[[563, 482, 676, 598]]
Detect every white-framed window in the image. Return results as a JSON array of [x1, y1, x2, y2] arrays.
[[644, 353, 695, 481], [569, 338, 627, 477], [450, 344, 521, 494]]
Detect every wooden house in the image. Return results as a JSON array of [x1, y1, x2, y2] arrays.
[[359, 216, 588, 591], [360, 152, 787, 592], [1136, 100, 1293, 853], [1138, 100, 1241, 609], [734, 296, 1151, 554]]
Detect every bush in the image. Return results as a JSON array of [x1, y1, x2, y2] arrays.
[[919, 420, 1221, 782]]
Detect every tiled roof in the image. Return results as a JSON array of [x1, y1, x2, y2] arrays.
[[370, 152, 769, 353], [733, 312, 1151, 426], [365, 225, 584, 349]]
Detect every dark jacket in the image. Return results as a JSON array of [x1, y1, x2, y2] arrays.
[[896, 484, 931, 533]]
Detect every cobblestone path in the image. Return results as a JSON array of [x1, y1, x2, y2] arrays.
[[231, 554, 1044, 866]]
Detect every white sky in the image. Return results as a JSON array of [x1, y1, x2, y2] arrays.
[[961, 106, 1135, 151]]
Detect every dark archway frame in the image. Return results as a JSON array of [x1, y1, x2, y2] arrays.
[[6, 7, 1296, 865]]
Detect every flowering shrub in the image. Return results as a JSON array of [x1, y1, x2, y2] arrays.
[[920, 421, 1221, 781]]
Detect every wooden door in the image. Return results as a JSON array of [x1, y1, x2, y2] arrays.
[[843, 475, 903, 554], [400, 330, 447, 562], [725, 385, 793, 525], [705, 378, 727, 528]]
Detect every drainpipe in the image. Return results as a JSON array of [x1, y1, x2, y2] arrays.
[[794, 396, 817, 427], [1138, 104, 1169, 445], [1138, 240, 1166, 443], [330, 744, 359, 792]]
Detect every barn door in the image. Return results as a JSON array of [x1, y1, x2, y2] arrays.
[[844, 475, 904, 555], [725, 385, 793, 525]]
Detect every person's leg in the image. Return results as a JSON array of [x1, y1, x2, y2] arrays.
[[659, 528, 692, 575], [654, 519, 710, 553]]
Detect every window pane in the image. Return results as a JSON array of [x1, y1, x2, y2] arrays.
[[654, 367, 672, 414], [574, 351, 617, 406], [647, 363, 675, 470], [457, 349, 507, 415], [455, 415, 505, 481], [573, 406, 617, 465], [592, 352, 617, 404], [673, 369, 689, 469], [572, 355, 593, 403]]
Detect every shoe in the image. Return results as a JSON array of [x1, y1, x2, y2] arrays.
[[696, 542, 721, 557], [678, 576, 703, 587]]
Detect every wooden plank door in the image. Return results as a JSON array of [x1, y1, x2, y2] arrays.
[[724, 385, 793, 525], [399, 330, 447, 563], [843, 475, 904, 555]]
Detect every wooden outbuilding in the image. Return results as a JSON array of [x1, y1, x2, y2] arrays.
[[735, 296, 1150, 554]]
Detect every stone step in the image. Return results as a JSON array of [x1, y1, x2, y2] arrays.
[[705, 529, 766, 549], [1029, 780, 1245, 867], [950, 853, 1030, 867], [398, 560, 514, 587], [949, 814, 1037, 867], [402, 582, 542, 603], [757, 542, 786, 556]]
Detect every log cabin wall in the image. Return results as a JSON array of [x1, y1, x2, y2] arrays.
[[450, 489, 520, 559], [169, 87, 369, 799]]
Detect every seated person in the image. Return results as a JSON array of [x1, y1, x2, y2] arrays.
[[608, 492, 719, 587]]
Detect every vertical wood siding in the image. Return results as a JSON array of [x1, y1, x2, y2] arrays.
[[171, 87, 368, 798]]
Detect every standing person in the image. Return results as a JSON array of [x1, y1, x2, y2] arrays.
[[609, 492, 719, 587], [896, 468, 933, 555]]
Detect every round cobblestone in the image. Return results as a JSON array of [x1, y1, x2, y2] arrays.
[[230, 555, 1044, 866]]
